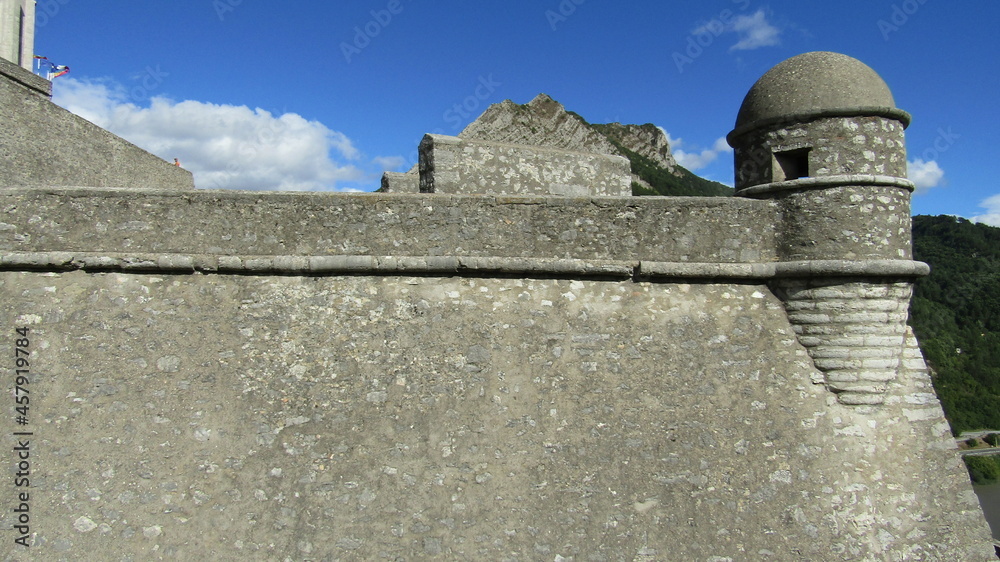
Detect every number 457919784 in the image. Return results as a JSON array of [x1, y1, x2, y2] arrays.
[[14, 327, 30, 421]]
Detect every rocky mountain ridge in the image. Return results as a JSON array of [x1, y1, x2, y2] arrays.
[[459, 94, 676, 174], [390, 93, 731, 197], [457, 93, 730, 197]]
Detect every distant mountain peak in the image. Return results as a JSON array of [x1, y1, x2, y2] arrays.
[[528, 92, 557, 106], [458, 94, 732, 197]]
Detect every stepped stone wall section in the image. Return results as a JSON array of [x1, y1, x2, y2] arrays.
[[0, 59, 193, 191], [378, 170, 419, 193], [418, 133, 631, 196]]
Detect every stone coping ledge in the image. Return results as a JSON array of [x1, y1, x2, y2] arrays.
[[0, 252, 929, 280], [737, 175, 915, 197]]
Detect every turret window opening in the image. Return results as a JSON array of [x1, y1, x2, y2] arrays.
[[773, 148, 811, 181]]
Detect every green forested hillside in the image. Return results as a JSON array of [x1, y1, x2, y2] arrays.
[[910, 215, 1000, 434], [587, 123, 733, 197], [609, 138, 734, 197]]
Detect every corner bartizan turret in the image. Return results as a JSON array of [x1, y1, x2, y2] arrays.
[[727, 51, 927, 405]]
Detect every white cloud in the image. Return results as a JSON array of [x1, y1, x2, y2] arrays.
[[711, 137, 732, 153], [372, 155, 407, 172], [729, 10, 782, 51], [907, 159, 945, 193], [668, 133, 733, 171], [971, 194, 1000, 227], [52, 77, 366, 191]]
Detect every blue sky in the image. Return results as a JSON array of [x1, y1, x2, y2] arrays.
[[31, 1, 1000, 223]]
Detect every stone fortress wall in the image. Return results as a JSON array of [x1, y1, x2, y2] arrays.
[[0, 46, 996, 560], [0, 58, 193, 191]]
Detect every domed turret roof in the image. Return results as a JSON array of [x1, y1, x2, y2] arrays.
[[731, 52, 909, 138]]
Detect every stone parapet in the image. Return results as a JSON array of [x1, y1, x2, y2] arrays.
[[418, 134, 631, 196], [0, 187, 777, 264]]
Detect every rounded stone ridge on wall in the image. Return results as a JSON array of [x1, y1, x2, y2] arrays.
[[729, 51, 911, 140]]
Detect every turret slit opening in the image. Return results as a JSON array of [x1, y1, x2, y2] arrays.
[[774, 147, 811, 181]]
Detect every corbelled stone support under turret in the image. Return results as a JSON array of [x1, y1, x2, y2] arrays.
[[771, 277, 913, 404]]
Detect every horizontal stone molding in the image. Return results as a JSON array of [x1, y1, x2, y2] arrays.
[[0, 251, 929, 282], [726, 106, 912, 144], [638, 259, 928, 280], [737, 174, 916, 197], [773, 259, 929, 278], [0, 251, 636, 278], [638, 261, 777, 279]]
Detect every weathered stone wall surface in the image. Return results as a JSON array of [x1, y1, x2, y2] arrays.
[[419, 134, 631, 197], [378, 170, 419, 193], [0, 188, 777, 264], [1, 271, 993, 560], [0, 61, 193, 190], [733, 116, 907, 191], [773, 183, 913, 262], [1, 46, 995, 559]]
